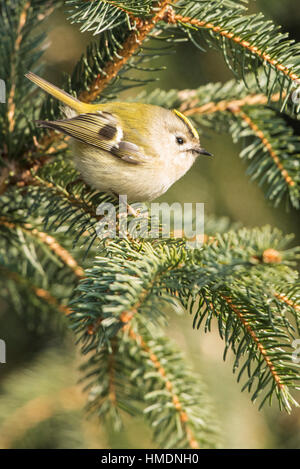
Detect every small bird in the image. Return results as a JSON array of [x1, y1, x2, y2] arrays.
[[26, 72, 211, 202]]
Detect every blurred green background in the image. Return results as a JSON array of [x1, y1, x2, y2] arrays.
[[0, 0, 299, 449]]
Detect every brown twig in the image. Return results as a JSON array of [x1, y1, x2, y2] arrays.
[[182, 92, 284, 116], [170, 13, 299, 84], [7, 1, 31, 134], [0, 265, 72, 316], [274, 292, 300, 313], [124, 323, 199, 449], [222, 295, 284, 390], [229, 107, 296, 187], [0, 218, 84, 278], [79, 0, 173, 103]]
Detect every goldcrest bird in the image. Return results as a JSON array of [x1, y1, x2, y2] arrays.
[[26, 72, 211, 202]]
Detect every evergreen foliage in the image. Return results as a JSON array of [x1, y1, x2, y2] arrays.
[[0, 0, 300, 449]]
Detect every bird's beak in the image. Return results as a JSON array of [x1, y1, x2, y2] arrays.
[[195, 147, 213, 157]]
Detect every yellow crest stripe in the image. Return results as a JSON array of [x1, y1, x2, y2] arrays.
[[173, 109, 199, 139]]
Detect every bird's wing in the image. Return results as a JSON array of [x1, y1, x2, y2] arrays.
[[37, 112, 146, 164]]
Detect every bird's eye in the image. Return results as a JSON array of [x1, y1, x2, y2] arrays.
[[176, 136, 185, 145]]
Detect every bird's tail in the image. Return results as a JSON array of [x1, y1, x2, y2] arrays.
[[25, 71, 96, 114]]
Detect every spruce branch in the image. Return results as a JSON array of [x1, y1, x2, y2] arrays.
[[173, 12, 299, 83], [0, 217, 84, 278], [0, 0, 56, 159], [123, 318, 212, 449], [231, 107, 296, 188], [66, 0, 155, 35], [229, 107, 300, 208], [77, 0, 174, 103], [69, 226, 300, 414], [0, 265, 72, 317], [80, 314, 218, 448], [165, 1, 300, 111], [182, 91, 284, 116], [6, 1, 31, 135], [0, 0, 61, 192], [221, 294, 287, 395], [275, 292, 300, 315]]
